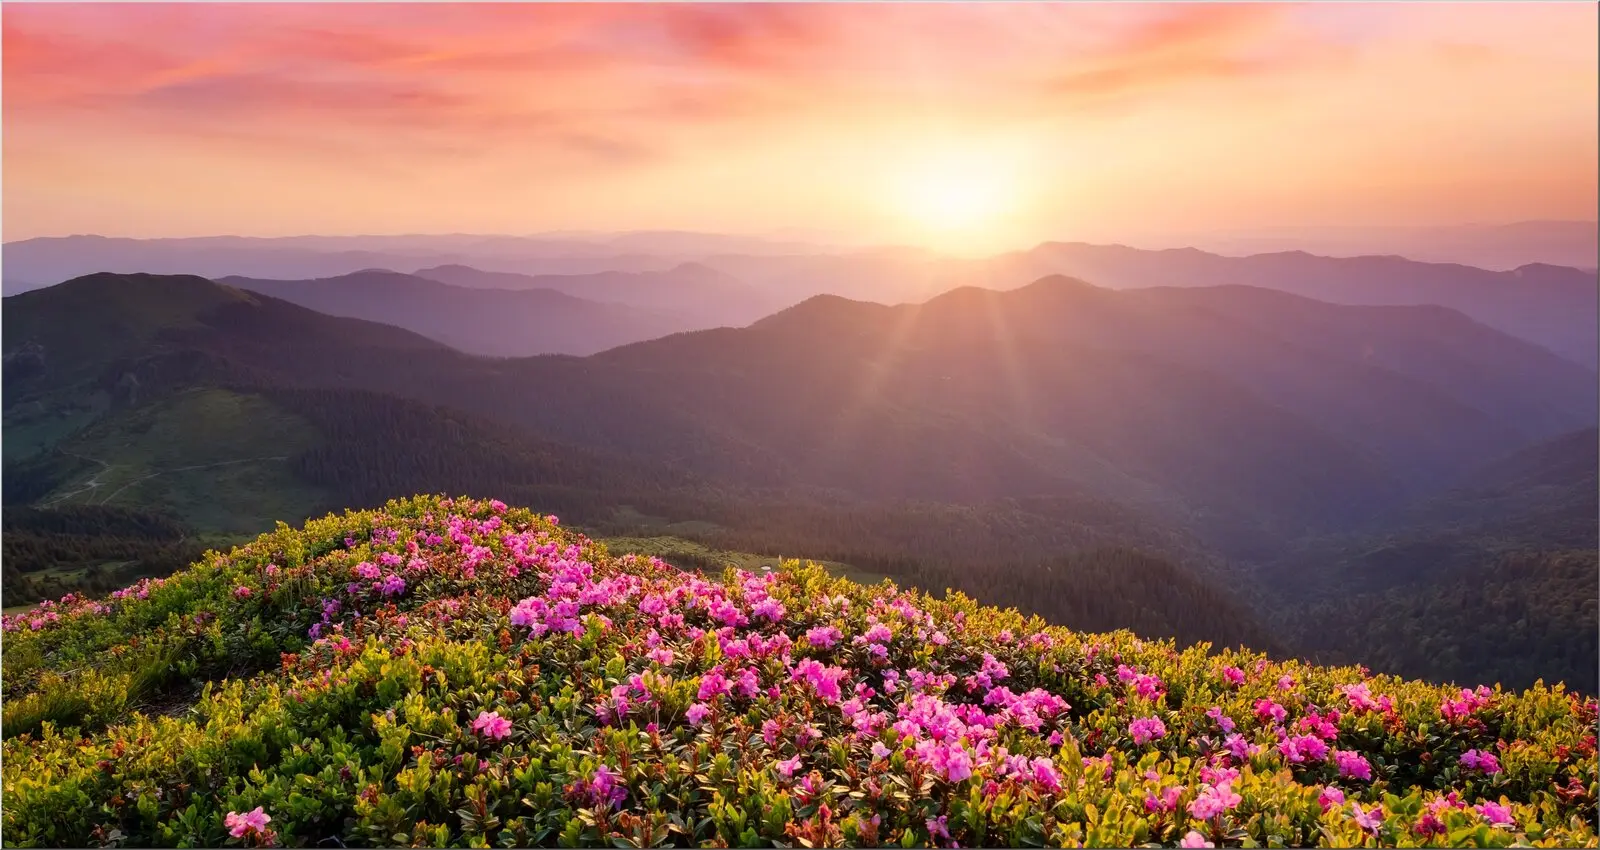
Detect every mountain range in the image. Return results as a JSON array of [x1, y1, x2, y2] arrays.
[[11, 234, 1593, 367], [219, 270, 704, 357], [2, 261, 1595, 688]]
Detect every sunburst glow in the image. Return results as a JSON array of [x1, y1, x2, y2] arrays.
[[889, 150, 1022, 252]]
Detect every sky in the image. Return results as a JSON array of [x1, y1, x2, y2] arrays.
[[3, 2, 1597, 254]]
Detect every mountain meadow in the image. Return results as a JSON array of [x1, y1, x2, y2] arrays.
[[3, 497, 1594, 849]]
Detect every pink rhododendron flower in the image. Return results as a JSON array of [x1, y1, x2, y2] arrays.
[[1222, 666, 1245, 686], [1254, 699, 1288, 724], [1180, 831, 1215, 848], [1340, 682, 1383, 714], [233, 585, 252, 599], [1129, 716, 1167, 745], [776, 756, 802, 778], [1279, 734, 1330, 764], [1223, 733, 1260, 761], [1318, 786, 1346, 812], [697, 670, 732, 701], [225, 807, 272, 838], [1459, 749, 1502, 774], [685, 703, 710, 726], [471, 710, 511, 740], [751, 598, 786, 622], [1333, 750, 1373, 781], [1145, 786, 1182, 814], [1351, 802, 1385, 835], [379, 574, 406, 597], [1188, 782, 1242, 820], [1477, 801, 1515, 828], [1206, 706, 1236, 733], [806, 625, 842, 648]]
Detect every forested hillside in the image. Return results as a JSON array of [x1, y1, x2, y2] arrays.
[[2, 272, 1594, 692]]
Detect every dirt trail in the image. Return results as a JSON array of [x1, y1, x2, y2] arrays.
[[42, 451, 113, 506]]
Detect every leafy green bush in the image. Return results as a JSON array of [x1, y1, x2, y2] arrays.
[[3, 496, 1594, 848]]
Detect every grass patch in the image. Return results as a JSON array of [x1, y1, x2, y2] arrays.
[[39, 388, 330, 535]]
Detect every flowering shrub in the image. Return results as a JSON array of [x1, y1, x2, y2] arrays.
[[2, 495, 1595, 848]]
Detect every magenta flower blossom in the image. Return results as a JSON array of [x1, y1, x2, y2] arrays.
[[1029, 757, 1063, 793], [1459, 749, 1502, 775], [1279, 734, 1329, 764], [1206, 706, 1236, 733], [1180, 831, 1215, 848], [1340, 682, 1382, 714], [1477, 801, 1515, 828], [471, 710, 512, 740], [751, 598, 786, 622], [1145, 785, 1182, 814], [1222, 666, 1246, 686], [1318, 786, 1346, 812], [791, 659, 848, 703], [576, 765, 626, 811], [224, 807, 272, 838], [1254, 699, 1288, 725], [233, 585, 252, 599], [685, 703, 710, 726], [1188, 782, 1242, 820], [697, 670, 732, 701], [1333, 750, 1373, 781], [1129, 716, 1167, 745], [806, 625, 842, 648], [1351, 802, 1385, 835], [1223, 732, 1260, 761], [1441, 686, 1494, 724], [776, 755, 803, 778]]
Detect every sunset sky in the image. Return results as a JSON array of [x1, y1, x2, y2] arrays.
[[4, 2, 1596, 253]]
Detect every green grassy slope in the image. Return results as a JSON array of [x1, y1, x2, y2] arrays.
[[31, 388, 330, 534]]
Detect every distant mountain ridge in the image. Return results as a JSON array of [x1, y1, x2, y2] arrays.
[[9, 234, 1595, 368], [411, 262, 784, 327], [1177, 220, 1600, 272], [220, 270, 700, 357], [957, 243, 1600, 367]]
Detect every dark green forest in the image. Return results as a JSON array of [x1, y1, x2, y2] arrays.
[[1, 505, 207, 605]]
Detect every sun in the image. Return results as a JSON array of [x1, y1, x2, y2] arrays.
[[906, 173, 1006, 232], [890, 150, 1020, 250]]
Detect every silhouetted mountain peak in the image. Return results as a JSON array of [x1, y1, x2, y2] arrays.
[[1013, 273, 1102, 294], [18, 271, 257, 314], [748, 293, 892, 333]]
